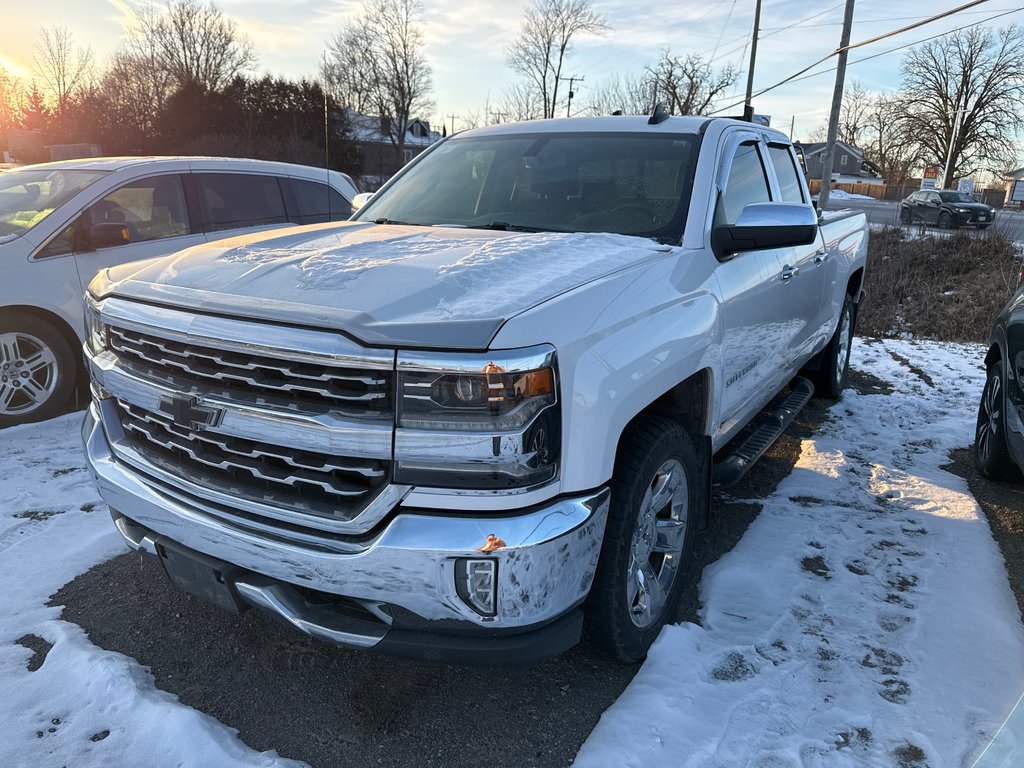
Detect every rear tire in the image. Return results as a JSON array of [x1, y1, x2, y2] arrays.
[[586, 415, 699, 663], [975, 360, 1022, 481], [809, 294, 855, 400], [0, 312, 77, 428]]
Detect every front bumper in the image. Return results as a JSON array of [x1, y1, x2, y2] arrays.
[[83, 403, 610, 663]]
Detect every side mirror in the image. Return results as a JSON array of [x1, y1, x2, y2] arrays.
[[88, 222, 131, 251], [352, 192, 375, 210], [713, 202, 818, 258]]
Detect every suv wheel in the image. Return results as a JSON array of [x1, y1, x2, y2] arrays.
[[900, 207, 911, 224], [975, 359, 1021, 481], [938, 211, 953, 229], [0, 313, 77, 427], [586, 415, 699, 662]]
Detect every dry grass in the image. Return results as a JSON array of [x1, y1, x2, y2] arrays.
[[858, 226, 1024, 343]]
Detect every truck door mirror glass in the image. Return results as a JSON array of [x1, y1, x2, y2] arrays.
[[713, 202, 818, 258]]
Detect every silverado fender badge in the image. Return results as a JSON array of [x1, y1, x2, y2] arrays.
[[158, 394, 224, 431]]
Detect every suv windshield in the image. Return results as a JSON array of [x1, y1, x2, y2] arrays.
[[938, 191, 975, 204], [0, 168, 108, 238], [354, 132, 701, 243]]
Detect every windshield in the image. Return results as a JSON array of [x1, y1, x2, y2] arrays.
[[938, 191, 975, 204], [354, 132, 701, 243], [0, 168, 109, 238]]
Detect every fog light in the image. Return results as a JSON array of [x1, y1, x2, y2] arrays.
[[456, 558, 497, 617]]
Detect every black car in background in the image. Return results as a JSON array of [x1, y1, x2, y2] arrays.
[[976, 269, 1024, 482], [900, 189, 995, 229]]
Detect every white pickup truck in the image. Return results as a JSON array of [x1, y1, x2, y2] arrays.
[[82, 114, 867, 664]]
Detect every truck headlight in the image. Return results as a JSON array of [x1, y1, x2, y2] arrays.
[[84, 299, 108, 355], [395, 345, 560, 489]]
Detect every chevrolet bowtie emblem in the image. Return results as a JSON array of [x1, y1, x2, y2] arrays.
[[158, 394, 224, 431]]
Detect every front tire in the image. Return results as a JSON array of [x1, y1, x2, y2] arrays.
[[975, 360, 1022, 481], [0, 312, 77, 428], [809, 294, 855, 400], [900, 207, 911, 224], [938, 211, 953, 229], [586, 415, 699, 662]]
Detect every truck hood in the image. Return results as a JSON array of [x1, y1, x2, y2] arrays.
[[102, 221, 671, 349]]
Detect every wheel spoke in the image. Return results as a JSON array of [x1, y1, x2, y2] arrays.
[[0, 385, 16, 409], [639, 561, 664, 615], [0, 334, 17, 365], [653, 519, 686, 554], [19, 378, 47, 405], [648, 472, 678, 516], [21, 347, 56, 373]]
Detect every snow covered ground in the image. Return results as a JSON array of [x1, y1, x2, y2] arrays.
[[2, 339, 1023, 768]]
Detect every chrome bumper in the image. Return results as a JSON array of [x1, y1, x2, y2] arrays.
[[84, 402, 609, 642]]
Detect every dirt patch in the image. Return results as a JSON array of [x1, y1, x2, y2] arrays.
[[15, 634, 53, 672], [887, 350, 936, 388], [944, 448, 1024, 621]]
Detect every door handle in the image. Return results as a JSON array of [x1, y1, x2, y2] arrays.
[[813, 250, 828, 265], [780, 266, 799, 281]]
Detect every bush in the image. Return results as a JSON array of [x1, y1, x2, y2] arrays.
[[858, 227, 1023, 342]]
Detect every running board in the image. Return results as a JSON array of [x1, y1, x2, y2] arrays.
[[712, 377, 815, 488]]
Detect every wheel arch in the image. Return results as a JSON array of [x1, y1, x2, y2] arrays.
[[614, 368, 713, 529], [0, 304, 86, 395], [846, 267, 864, 303]]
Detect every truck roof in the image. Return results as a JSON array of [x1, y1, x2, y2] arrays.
[[458, 114, 790, 142]]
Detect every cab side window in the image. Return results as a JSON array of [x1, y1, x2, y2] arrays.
[[768, 145, 805, 204], [722, 141, 771, 224]]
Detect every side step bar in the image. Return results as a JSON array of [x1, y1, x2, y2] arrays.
[[712, 377, 815, 488]]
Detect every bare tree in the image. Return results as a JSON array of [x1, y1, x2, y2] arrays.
[[507, 0, 608, 119], [862, 93, 921, 185], [494, 81, 544, 122], [900, 25, 1024, 187], [33, 26, 93, 114], [141, 0, 256, 92], [585, 72, 654, 116], [325, 0, 433, 156], [0, 65, 24, 134], [646, 52, 738, 116]]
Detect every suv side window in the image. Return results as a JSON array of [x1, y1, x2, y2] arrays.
[[722, 141, 771, 224], [288, 179, 353, 224], [36, 174, 190, 258], [767, 145, 805, 204], [195, 173, 288, 232]]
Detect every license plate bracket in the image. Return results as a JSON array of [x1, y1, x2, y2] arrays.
[[157, 539, 247, 613]]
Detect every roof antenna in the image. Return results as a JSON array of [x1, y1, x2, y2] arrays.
[[648, 102, 669, 125], [611, 109, 623, 116]]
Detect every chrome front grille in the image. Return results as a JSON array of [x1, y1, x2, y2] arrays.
[[108, 325, 392, 414], [114, 398, 389, 520]]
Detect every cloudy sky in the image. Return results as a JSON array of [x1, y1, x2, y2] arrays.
[[2, 0, 1021, 139]]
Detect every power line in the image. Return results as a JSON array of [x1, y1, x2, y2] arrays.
[[710, 0, 740, 61], [760, 7, 1017, 30], [709, 0, 1001, 115]]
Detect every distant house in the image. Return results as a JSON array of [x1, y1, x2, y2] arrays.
[[794, 140, 884, 185], [1002, 166, 1024, 206], [342, 108, 442, 191]]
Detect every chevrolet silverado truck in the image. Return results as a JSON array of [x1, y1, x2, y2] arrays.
[[82, 113, 867, 664]]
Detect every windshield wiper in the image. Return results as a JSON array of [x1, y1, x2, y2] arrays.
[[372, 218, 427, 226], [473, 221, 563, 233]]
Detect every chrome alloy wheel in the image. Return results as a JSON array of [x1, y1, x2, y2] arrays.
[[0, 331, 59, 416], [626, 458, 689, 629], [835, 306, 852, 382], [976, 370, 1003, 466]]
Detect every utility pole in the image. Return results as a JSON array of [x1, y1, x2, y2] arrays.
[[446, 113, 459, 135], [942, 97, 972, 189], [490, 111, 509, 124], [742, 0, 762, 121], [817, 0, 856, 212], [789, 115, 795, 140], [560, 75, 584, 118]]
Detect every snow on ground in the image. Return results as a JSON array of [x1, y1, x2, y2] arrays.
[[0, 416, 302, 768], [829, 190, 876, 200], [575, 339, 1024, 768], [1, 339, 1023, 768]]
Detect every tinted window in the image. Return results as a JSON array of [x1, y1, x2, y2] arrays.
[[196, 173, 287, 232], [768, 145, 805, 204], [87, 174, 189, 244], [722, 142, 771, 224], [290, 179, 353, 224]]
